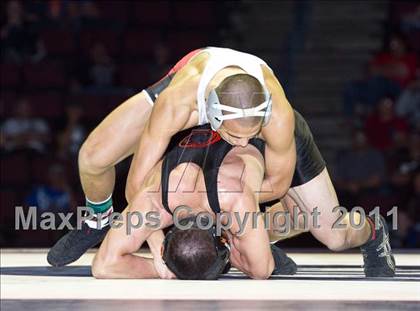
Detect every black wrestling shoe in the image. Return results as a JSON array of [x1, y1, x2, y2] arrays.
[[221, 261, 231, 274], [271, 244, 297, 275], [360, 215, 395, 277], [47, 222, 110, 267]]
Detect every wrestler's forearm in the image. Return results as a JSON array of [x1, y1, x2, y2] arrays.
[[126, 102, 190, 201], [126, 133, 171, 201], [229, 192, 274, 279], [94, 254, 159, 279], [146, 230, 165, 259]]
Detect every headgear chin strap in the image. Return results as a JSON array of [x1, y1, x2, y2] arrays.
[[162, 216, 230, 280], [206, 87, 272, 131]]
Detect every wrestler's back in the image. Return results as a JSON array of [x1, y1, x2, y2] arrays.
[[166, 143, 265, 215]]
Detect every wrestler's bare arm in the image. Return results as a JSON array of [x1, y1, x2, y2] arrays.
[[260, 66, 296, 202], [219, 153, 274, 279], [92, 167, 173, 279], [125, 65, 200, 201]]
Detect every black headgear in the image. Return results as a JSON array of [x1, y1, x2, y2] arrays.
[[162, 216, 230, 280]]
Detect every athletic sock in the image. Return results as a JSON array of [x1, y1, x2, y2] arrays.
[[85, 194, 113, 229], [364, 216, 377, 244]]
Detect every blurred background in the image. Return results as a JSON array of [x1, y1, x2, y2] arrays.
[[0, 0, 419, 248]]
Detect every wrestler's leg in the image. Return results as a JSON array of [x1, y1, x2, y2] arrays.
[[266, 195, 307, 243], [78, 91, 152, 202], [80, 49, 204, 203], [49, 49, 203, 267], [287, 168, 371, 251], [47, 92, 152, 266], [264, 195, 299, 275]]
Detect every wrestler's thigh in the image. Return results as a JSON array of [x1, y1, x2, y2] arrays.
[[287, 167, 342, 239], [266, 195, 307, 240], [84, 91, 152, 167]]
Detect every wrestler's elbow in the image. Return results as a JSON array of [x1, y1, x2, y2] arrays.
[[91, 261, 107, 279], [248, 265, 272, 280], [92, 257, 108, 278], [247, 257, 274, 280], [92, 252, 119, 279], [269, 176, 290, 200]]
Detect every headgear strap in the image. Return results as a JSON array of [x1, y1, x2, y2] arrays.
[[206, 87, 272, 131]]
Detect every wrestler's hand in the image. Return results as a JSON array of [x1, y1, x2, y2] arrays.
[[224, 231, 244, 271], [153, 256, 176, 279]]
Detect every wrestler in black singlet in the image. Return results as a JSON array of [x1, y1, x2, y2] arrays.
[[161, 124, 265, 215]]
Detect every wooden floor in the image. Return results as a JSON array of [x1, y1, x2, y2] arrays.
[[1, 249, 419, 310]]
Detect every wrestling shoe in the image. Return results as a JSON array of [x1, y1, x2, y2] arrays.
[[47, 222, 110, 267], [271, 244, 297, 275], [221, 261, 231, 274], [360, 215, 395, 277]]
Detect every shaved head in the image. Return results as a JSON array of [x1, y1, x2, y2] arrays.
[[216, 73, 266, 127]]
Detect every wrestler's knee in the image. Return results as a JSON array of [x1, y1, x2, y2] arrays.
[[78, 135, 110, 175], [321, 229, 349, 252]]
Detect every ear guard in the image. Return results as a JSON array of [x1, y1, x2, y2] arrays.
[[162, 216, 230, 280], [206, 87, 272, 131]]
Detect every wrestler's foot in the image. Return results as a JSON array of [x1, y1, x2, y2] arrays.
[[271, 244, 297, 275], [360, 215, 395, 277], [47, 222, 110, 267], [221, 261, 231, 274]]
